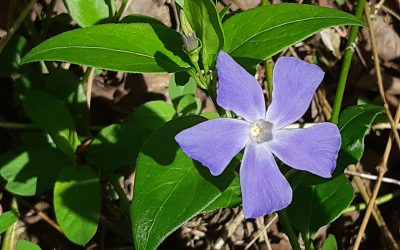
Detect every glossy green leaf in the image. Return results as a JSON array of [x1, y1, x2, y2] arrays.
[[223, 3, 364, 68], [132, 116, 237, 250], [21, 24, 190, 73], [176, 95, 201, 115], [321, 234, 338, 250], [175, 0, 184, 7], [203, 173, 241, 213], [168, 72, 197, 103], [87, 101, 176, 170], [0, 211, 18, 234], [120, 15, 165, 26], [286, 174, 354, 236], [184, 0, 224, 68], [63, 0, 110, 27], [16, 240, 41, 250], [54, 165, 101, 246], [45, 69, 90, 135], [21, 90, 79, 159], [338, 104, 384, 169], [0, 148, 70, 196]]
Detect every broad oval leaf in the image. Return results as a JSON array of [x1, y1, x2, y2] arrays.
[[87, 101, 176, 171], [21, 90, 79, 159], [22, 24, 190, 73], [338, 104, 384, 166], [0, 148, 70, 196], [132, 116, 237, 250], [54, 165, 101, 246], [223, 3, 364, 68], [321, 234, 338, 250], [184, 0, 224, 68], [0, 211, 18, 234], [16, 240, 42, 250], [286, 174, 354, 236], [64, 0, 110, 27]]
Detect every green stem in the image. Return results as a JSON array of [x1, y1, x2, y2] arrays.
[[265, 59, 274, 101], [278, 210, 301, 250], [115, 0, 129, 21], [108, 175, 131, 218], [261, 0, 270, 5], [330, 0, 366, 124], [343, 189, 400, 213], [1, 199, 18, 250]]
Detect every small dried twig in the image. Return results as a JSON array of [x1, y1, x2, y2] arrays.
[[364, 4, 400, 150], [352, 102, 400, 249], [244, 213, 278, 250], [214, 210, 244, 250], [18, 199, 62, 233], [345, 169, 400, 186]]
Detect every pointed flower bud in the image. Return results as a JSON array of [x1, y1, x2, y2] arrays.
[[179, 11, 201, 58]]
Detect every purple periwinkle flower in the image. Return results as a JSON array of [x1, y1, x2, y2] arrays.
[[175, 51, 341, 218]]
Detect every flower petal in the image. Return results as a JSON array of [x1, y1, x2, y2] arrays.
[[216, 51, 266, 122], [240, 143, 292, 218], [266, 57, 325, 129], [268, 123, 341, 178], [175, 118, 249, 176]]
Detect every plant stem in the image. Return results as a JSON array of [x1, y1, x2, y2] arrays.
[[108, 175, 131, 218], [343, 190, 400, 213], [115, 0, 131, 21], [262, 0, 270, 5], [265, 59, 274, 101], [330, 0, 366, 124], [277, 210, 301, 250]]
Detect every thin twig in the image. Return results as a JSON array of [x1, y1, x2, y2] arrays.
[[364, 4, 400, 150], [18, 198, 62, 233], [345, 169, 400, 186], [349, 164, 398, 249], [83, 67, 95, 109], [245, 213, 278, 250], [0, 0, 37, 53], [352, 102, 400, 250]]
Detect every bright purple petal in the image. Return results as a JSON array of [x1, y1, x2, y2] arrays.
[[266, 57, 325, 129], [216, 51, 265, 122], [175, 118, 249, 176], [268, 123, 341, 178], [240, 143, 292, 218]]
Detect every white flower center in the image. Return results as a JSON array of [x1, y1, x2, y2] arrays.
[[249, 119, 273, 143]]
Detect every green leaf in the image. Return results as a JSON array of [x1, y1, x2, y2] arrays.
[[176, 95, 201, 115], [0, 148, 70, 196], [54, 165, 101, 246], [120, 14, 165, 26], [286, 174, 354, 236], [21, 90, 79, 159], [168, 72, 197, 103], [125, 101, 176, 131], [321, 234, 338, 250], [132, 116, 237, 250], [22, 24, 190, 73], [63, 0, 110, 27], [203, 172, 241, 213], [184, 0, 224, 68], [175, 0, 184, 7], [87, 101, 176, 170], [338, 104, 384, 167], [0, 211, 18, 234], [16, 240, 42, 250], [223, 3, 364, 68], [44, 68, 90, 135]]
